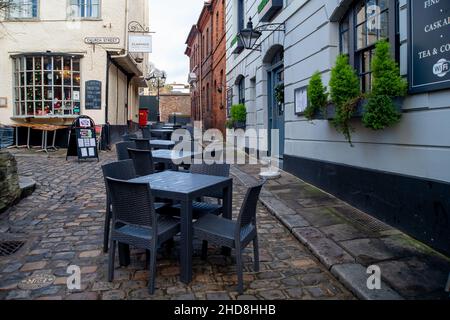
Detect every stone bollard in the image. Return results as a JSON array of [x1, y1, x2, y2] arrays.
[[0, 150, 21, 213]]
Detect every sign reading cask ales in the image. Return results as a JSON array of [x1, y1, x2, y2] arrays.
[[85, 80, 102, 110], [410, 1, 450, 93]]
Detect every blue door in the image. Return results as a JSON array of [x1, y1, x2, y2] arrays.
[[268, 65, 285, 158]]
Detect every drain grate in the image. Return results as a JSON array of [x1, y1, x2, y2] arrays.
[[0, 241, 25, 257], [335, 207, 392, 233]]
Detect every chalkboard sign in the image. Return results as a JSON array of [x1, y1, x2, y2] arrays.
[[85, 80, 102, 110], [409, 1, 450, 93], [66, 116, 99, 162]]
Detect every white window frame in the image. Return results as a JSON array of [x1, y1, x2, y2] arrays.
[[7, 0, 39, 20], [67, 0, 101, 20]]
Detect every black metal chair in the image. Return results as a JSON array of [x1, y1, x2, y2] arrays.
[[122, 133, 138, 141], [106, 177, 180, 294], [127, 148, 155, 177], [101, 160, 168, 253], [193, 181, 264, 294], [168, 163, 230, 218], [116, 141, 136, 160], [131, 138, 151, 150]]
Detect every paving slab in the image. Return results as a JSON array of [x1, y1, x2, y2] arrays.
[[331, 263, 403, 300], [292, 227, 355, 268], [377, 257, 450, 299]]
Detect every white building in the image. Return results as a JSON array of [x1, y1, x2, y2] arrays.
[[226, 0, 450, 255], [0, 0, 151, 142]]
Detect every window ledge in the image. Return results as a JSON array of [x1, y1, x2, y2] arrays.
[[4, 18, 40, 22], [67, 17, 102, 21]]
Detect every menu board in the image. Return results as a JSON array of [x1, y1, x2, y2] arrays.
[[410, 1, 450, 93], [85, 80, 102, 110], [66, 116, 99, 162]]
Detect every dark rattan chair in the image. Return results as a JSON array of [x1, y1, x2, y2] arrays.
[[193, 181, 264, 294], [169, 163, 230, 218], [122, 133, 138, 141], [116, 141, 136, 160], [142, 127, 151, 139], [101, 160, 168, 253], [132, 138, 151, 150], [102, 160, 137, 253], [127, 148, 155, 177], [106, 177, 180, 294]]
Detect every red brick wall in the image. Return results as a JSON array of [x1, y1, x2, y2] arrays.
[[159, 94, 191, 123], [185, 0, 226, 133]]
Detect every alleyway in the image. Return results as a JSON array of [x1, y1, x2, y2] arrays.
[[0, 148, 353, 300]]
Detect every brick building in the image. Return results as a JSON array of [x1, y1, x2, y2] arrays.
[[185, 0, 226, 132], [159, 93, 191, 123]]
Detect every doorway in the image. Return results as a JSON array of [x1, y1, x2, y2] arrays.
[[267, 47, 284, 158]]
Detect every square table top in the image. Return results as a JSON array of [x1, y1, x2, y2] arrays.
[[149, 140, 176, 146], [150, 129, 174, 133], [152, 149, 201, 161], [129, 171, 231, 198]]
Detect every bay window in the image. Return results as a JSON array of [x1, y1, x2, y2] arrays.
[[339, 0, 398, 93], [69, 0, 100, 19], [13, 54, 82, 117], [8, 0, 38, 19]]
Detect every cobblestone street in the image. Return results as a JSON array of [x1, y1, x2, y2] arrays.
[[0, 149, 354, 300]]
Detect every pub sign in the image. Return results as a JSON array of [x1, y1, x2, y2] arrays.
[[410, 0, 450, 93]]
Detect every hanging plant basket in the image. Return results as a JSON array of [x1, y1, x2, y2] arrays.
[[274, 84, 284, 105]]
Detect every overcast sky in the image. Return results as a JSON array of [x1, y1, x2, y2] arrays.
[[149, 0, 205, 84]]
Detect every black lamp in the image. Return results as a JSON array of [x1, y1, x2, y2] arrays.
[[238, 18, 262, 50]]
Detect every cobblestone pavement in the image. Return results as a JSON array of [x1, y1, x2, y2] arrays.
[[0, 149, 354, 300]]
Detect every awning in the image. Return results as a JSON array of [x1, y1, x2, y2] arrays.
[[110, 52, 144, 78]]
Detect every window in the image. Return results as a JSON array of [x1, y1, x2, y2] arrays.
[[13, 55, 81, 117], [216, 11, 220, 46], [8, 0, 38, 19], [69, 0, 100, 19], [238, 77, 245, 104], [237, 0, 245, 32], [339, 0, 392, 93]]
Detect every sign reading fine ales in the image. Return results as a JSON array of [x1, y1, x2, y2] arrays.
[[410, 1, 450, 93], [85, 80, 102, 110]]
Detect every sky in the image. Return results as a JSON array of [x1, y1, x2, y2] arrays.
[[148, 0, 206, 85]]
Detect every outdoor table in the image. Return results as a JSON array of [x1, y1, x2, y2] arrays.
[[126, 170, 233, 284], [162, 124, 182, 130], [149, 139, 176, 150], [10, 123, 33, 149], [150, 129, 174, 140], [151, 149, 201, 170], [31, 124, 66, 153]]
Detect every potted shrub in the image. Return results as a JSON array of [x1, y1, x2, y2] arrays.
[[230, 103, 247, 129], [305, 71, 328, 120], [329, 54, 361, 145], [362, 40, 407, 130]]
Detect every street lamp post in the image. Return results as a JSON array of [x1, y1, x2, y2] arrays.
[[146, 70, 167, 123]]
